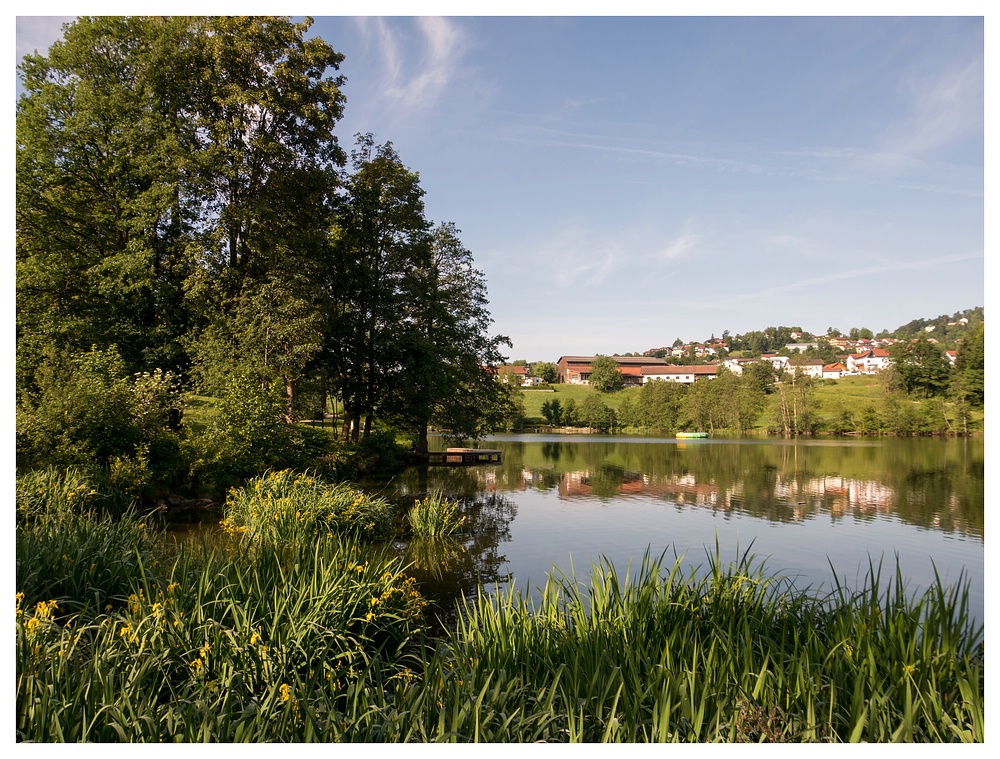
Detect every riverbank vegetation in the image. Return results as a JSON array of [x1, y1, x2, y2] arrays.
[[519, 370, 983, 437], [16, 469, 984, 742], [17, 427, 983, 744]]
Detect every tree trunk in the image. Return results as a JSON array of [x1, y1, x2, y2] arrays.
[[285, 376, 295, 423], [415, 420, 429, 456]]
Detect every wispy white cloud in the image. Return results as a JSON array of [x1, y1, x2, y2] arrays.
[[656, 230, 701, 263], [355, 17, 469, 121], [728, 251, 983, 303], [879, 57, 984, 167]]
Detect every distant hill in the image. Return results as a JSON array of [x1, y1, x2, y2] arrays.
[[632, 307, 983, 360]]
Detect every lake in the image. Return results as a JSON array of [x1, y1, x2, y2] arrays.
[[377, 434, 984, 627]]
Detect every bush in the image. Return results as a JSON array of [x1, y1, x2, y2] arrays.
[[187, 374, 336, 492], [16, 347, 182, 475]]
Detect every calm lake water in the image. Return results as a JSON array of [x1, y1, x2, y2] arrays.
[[376, 434, 984, 627]]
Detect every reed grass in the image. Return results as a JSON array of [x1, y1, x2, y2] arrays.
[[406, 491, 466, 539], [220, 469, 395, 545], [16, 536, 428, 742], [385, 547, 983, 742]]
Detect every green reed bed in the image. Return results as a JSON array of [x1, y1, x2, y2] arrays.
[[16, 469, 425, 742], [220, 469, 395, 545], [406, 491, 466, 539], [369, 549, 981, 742]]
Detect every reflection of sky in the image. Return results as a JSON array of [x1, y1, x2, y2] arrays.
[[488, 485, 985, 629]]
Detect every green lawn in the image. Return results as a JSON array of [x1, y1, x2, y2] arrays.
[[517, 375, 981, 433], [519, 384, 640, 424]]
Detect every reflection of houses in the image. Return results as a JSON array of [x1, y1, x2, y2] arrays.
[[557, 470, 720, 506], [516, 468, 898, 523]]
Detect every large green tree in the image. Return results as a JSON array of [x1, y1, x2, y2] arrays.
[[392, 221, 512, 452], [889, 338, 952, 398], [17, 16, 346, 396], [588, 355, 624, 393], [325, 135, 431, 441]]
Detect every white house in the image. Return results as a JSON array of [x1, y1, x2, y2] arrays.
[[641, 364, 719, 385], [760, 354, 790, 372], [822, 362, 847, 380], [846, 349, 892, 374]]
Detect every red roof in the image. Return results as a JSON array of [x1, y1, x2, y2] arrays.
[[497, 364, 527, 375]]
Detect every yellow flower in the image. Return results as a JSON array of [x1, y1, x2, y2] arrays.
[[280, 683, 292, 702]]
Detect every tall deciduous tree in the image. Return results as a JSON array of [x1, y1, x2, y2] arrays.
[[397, 222, 512, 452], [326, 135, 431, 441], [17, 17, 194, 383], [17, 16, 347, 396]]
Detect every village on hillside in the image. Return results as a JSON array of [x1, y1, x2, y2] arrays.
[[496, 320, 974, 388]]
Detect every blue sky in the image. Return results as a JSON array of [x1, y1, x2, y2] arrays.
[[14, 6, 987, 363]]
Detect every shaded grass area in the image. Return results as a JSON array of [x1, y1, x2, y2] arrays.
[[17, 469, 984, 742]]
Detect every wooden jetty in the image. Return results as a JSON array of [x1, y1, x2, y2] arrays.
[[427, 447, 503, 466]]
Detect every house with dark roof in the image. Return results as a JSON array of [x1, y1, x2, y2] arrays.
[[556, 355, 668, 386]]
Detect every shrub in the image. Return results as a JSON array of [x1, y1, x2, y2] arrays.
[[16, 347, 182, 474]]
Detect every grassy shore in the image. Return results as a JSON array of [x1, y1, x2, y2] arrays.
[[16, 468, 984, 742]]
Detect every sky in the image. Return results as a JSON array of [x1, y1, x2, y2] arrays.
[[12, 4, 988, 364]]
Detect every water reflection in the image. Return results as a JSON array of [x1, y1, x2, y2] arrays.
[[370, 435, 984, 627], [425, 436, 983, 540]]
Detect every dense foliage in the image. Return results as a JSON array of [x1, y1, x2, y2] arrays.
[[16, 16, 511, 491]]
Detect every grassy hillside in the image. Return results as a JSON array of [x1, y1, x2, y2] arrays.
[[516, 376, 981, 433]]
